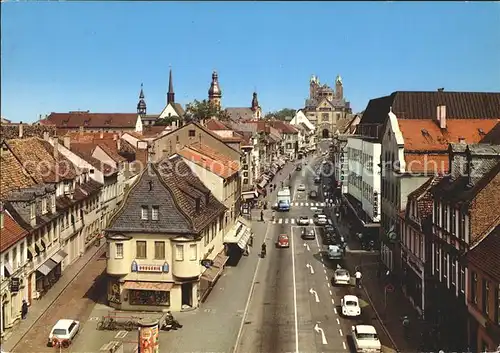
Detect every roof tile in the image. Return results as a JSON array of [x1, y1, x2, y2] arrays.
[[0, 211, 28, 252], [45, 112, 139, 129], [467, 225, 500, 281]]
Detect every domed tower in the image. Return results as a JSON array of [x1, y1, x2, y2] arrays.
[[208, 71, 222, 108], [335, 74, 343, 100], [137, 83, 147, 116]]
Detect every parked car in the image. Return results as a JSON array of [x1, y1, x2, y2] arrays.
[[297, 216, 310, 225], [332, 268, 350, 285], [341, 295, 361, 317], [314, 215, 328, 226], [314, 176, 321, 184], [309, 190, 317, 199], [297, 184, 306, 191], [47, 319, 80, 347], [277, 234, 290, 248], [302, 228, 315, 240], [351, 325, 382, 353], [296, 164, 302, 171]]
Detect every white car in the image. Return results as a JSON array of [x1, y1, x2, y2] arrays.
[[314, 214, 328, 225], [297, 184, 306, 191], [333, 268, 350, 285], [341, 295, 361, 317], [48, 319, 80, 347], [351, 325, 382, 353], [297, 216, 310, 225]]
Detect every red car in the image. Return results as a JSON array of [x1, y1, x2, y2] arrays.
[[277, 234, 290, 248]]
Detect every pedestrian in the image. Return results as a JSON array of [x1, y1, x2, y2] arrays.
[[260, 210, 264, 222], [355, 269, 362, 288], [21, 299, 28, 319]]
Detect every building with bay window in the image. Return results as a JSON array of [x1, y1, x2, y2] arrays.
[[105, 156, 227, 312]]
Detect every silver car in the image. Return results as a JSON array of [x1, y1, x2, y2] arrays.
[[297, 216, 310, 225], [333, 268, 350, 285]]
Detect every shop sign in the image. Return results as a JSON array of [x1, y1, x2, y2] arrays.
[[131, 260, 169, 273], [10, 277, 20, 292]]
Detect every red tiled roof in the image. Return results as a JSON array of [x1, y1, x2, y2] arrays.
[[0, 212, 28, 252], [185, 142, 240, 178], [407, 175, 443, 219], [398, 119, 498, 152], [269, 120, 299, 134], [468, 225, 500, 281], [45, 112, 138, 128], [178, 148, 238, 179], [404, 153, 449, 174], [206, 118, 230, 131], [0, 146, 38, 198], [69, 143, 117, 175]]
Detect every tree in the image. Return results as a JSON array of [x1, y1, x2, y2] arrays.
[[154, 116, 178, 126], [264, 108, 297, 121], [184, 99, 231, 123]]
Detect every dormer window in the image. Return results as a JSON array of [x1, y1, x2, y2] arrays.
[[42, 198, 47, 215], [141, 206, 148, 220], [152, 206, 159, 221], [30, 203, 36, 219]]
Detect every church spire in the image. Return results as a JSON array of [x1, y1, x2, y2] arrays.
[[137, 83, 147, 115], [167, 67, 175, 104], [251, 92, 259, 111], [208, 71, 222, 108]]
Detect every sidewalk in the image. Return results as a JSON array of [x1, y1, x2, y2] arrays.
[[1, 241, 106, 351]]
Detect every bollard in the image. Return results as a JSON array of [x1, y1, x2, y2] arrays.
[[137, 317, 160, 353]]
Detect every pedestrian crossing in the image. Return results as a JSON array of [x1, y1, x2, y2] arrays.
[[272, 218, 315, 225], [290, 202, 325, 207]]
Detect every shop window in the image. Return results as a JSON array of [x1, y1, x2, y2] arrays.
[[129, 290, 170, 306], [115, 243, 123, 259], [141, 206, 148, 220], [154, 241, 165, 260], [136, 241, 147, 259], [189, 244, 197, 261], [175, 245, 184, 261], [471, 272, 478, 304]]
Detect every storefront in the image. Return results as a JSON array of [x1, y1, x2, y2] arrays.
[[31, 249, 67, 298], [341, 193, 380, 245], [401, 248, 424, 316], [224, 217, 253, 266], [199, 250, 229, 302], [0, 272, 27, 338]]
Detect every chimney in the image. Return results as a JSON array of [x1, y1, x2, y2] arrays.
[[53, 139, 59, 159], [117, 138, 121, 151], [100, 129, 104, 139], [113, 134, 118, 141], [79, 126, 84, 135], [195, 197, 201, 212], [43, 131, 49, 141], [63, 136, 71, 149], [438, 105, 446, 129], [458, 137, 466, 144], [18, 121, 23, 138]]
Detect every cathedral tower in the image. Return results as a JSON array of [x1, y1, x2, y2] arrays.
[[208, 71, 222, 108], [137, 83, 147, 116], [335, 75, 343, 100]]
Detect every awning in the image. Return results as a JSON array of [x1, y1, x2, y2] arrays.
[[37, 259, 58, 276], [4, 262, 13, 276], [27, 244, 36, 258], [123, 281, 173, 291], [51, 249, 68, 264], [224, 220, 252, 250], [242, 191, 258, 200], [258, 179, 268, 188], [212, 251, 229, 268], [201, 266, 223, 283]]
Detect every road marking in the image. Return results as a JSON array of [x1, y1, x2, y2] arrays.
[[291, 218, 295, 224], [233, 222, 270, 353], [305, 202, 309, 206], [309, 219, 314, 225], [325, 275, 329, 281], [306, 263, 315, 274], [336, 318, 340, 325], [334, 307, 338, 314], [343, 341, 347, 350], [285, 218, 289, 224], [327, 282, 331, 287], [279, 218, 283, 224], [291, 214, 300, 353], [300, 202, 304, 206], [323, 268, 327, 274], [309, 288, 320, 302], [314, 323, 328, 345], [329, 289, 332, 295], [115, 330, 128, 339], [339, 329, 343, 336], [322, 263, 325, 268], [100, 341, 120, 351], [331, 298, 335, 305], [89, 316, 100, 321], [303, 243, 310, 251]]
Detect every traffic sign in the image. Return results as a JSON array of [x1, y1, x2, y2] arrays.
[[385, 284, 395, 293]]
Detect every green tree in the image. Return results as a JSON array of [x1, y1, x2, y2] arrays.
[[184, 99, 231, 123], [154, 116, 178, 126], [264, 108, 296, 121]]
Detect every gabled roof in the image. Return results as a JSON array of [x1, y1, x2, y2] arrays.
[[43, 112, 139, 129], [0, 211, 29, 252], [406, 175, 442, 222], [106, 157, 226, 235], [269, 120, 299, 134], [468, 224, 500, 281], [69, 143, 117, 175], [480, 122, 500, 144], [225, 107, 254, 122], [0, 145, 38, 198], [206, 118, 230, 131], [178, 144, 239, 179]]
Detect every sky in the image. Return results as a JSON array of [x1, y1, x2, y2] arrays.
[[1, 1, 500, 123]]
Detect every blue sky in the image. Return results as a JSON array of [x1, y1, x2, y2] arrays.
[[2, 1, 499, 123]]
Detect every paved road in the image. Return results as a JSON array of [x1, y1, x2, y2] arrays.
[[11, 248, 107, 353]]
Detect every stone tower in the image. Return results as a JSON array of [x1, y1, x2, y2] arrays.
[[335, 75, 343, 100], [208, 71, 222, 108], [137, 83, 146, 116], [251, 92, 259, 112]]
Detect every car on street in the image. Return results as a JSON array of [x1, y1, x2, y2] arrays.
[[322, 151, 328, 156], [351, 325, 382, 353], [314, 214, 328, 225], [48, 319, 80, 347], [301, 228, 315, 240], [341, 295, 361, 317], [332, 268, 350, 285], [314, 176, 321, 184], [296, 164, 302, 171], [277, 234, 290, 248], [297, 216, 310, 225], [309, 190, 317, 198], [297, 184, 306, 191]]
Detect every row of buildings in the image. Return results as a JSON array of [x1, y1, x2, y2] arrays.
[[331, 90, 500, 352], [0, 71, 318, 337]]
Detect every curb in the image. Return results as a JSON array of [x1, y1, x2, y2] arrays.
[[8, 244, 106, 351]]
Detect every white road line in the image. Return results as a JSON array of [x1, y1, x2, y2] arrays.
[[329, 289, 332, 295], [323, 268, 327, 274], [322, 263, 325, 268], [115, 331, 128, 339], [291, 216, 300, 353], [300, 202, 304, 206], [325, 275, 328, 281], [331, 298, 335, 305], [327, 282, 331, 287], [278, 218, 283, 224], [285, 218, 289, 224], [343, 341, 347, 350], [233, 222, 270, 353], [291, 218, 295, 224], [334, 307, 338, 314], [339, 329, 343, 336], [309, 219, 314, 225], [336, 318, 340, 325]]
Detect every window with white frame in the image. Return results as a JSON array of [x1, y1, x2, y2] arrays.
[[189, 244, 197, 261], [152, 206, 159, 221], [42, 198, 47, 214], [175, 244, 184, 261], [30, 203, 36, 219], [141, 206, 148, 220], [115, 243, 124, 259]]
